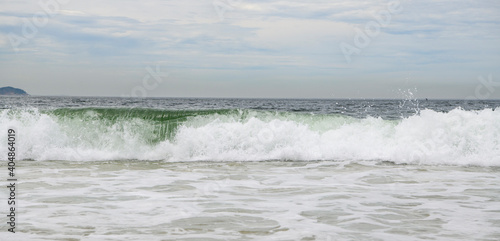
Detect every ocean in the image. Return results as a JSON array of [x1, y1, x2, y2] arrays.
[[1, 96, 499, 240]]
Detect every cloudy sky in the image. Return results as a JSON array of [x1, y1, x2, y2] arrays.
[[0, 0, 499, 98]]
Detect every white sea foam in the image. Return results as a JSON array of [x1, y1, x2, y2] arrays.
[[3, 160, 499, 240], [0, 108, 499, 166]]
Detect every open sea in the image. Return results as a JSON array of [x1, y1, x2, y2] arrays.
[[1, 96, 499, 241]]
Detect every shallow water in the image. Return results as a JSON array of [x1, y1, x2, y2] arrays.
[[3, 160, 499, 240]]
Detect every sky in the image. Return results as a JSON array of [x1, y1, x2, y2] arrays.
[[0, 0, 499, 99]]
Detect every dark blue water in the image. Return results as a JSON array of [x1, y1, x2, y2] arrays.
[[1, 96, 498, 120]]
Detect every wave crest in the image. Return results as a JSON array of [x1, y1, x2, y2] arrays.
[[1, 108, 499, 166]]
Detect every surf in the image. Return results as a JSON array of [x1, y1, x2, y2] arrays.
[[0, 107, 499, 166]]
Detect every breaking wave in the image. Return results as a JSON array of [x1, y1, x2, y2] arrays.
[[0, 107, 499, 166]]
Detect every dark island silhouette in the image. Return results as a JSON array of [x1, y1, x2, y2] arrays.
[[0, 86, 29, 96]]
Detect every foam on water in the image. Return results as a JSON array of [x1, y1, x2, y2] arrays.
[[0, 108, 499, 166], [3, 160, 500, 240]]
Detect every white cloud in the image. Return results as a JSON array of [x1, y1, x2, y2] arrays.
[[0, 15, 23, 25], [237, 18, 352, 52], [58, 10, 87, 16]]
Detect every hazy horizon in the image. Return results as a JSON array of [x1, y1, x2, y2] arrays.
[[4, 93, 500, 101]]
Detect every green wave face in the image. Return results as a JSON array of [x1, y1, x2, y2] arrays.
[[48, 108, 239, 144]]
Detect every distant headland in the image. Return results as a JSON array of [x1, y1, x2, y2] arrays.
[[0, 86, 29, 96]]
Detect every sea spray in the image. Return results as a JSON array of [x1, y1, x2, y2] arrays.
[[0, 107, 499, 166]]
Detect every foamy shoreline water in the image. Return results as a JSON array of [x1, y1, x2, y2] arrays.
[[1, 160, 499, 240]]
